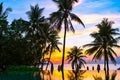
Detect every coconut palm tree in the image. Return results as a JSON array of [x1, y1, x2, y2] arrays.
[[0, 2, 12, 19], [66, 46, 86, 70], [0, 2, 12, 71], [26, 4, 46, 65], [42, 23, 61, 70], [50, 0, 85, 71], [26, 4, 61, 69], [0, 2, 12, 35], [84, 18, 120, 71]]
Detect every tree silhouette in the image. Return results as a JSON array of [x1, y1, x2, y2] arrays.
[[66, 46, 86, 70], [0, 2, 12, 71], [26, 4, 45, 65], [50, 0, 85, 72], [84, 18, 120, 71]]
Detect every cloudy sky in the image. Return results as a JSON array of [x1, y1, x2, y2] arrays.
[[1, 0, 120, 64]]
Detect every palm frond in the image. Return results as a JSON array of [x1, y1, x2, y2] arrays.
[[2, 8, 12, 18], [112, 44, 120, 48], [70, 13, 85, 27], [0, 2, 12, 19], [50, 11, 64, 31], [68, 18, 75, 33], [108, 48, 117, 57], [0, 3, 3, 15], [85, 46, 99, 55], [92, 47, 102, 61], [108, 51, 116, 65]]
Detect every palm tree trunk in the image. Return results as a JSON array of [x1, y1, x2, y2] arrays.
[[61, 24, 66, 80], [61, 69, 64, 80], [46, 52, 52, 70], [41, 48, 45, 70], [75, 71, 77, 80], [106, 55, 109, 71], [105, 53, 110, 80], [61, 28, 66, 71], [61, 16, 67, 80], [105, 68, 110, 80], [61, 18, 67, 71], [104, 47, 107, 71], [104, 58, 106, 71]]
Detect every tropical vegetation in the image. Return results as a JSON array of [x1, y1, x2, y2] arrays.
[[66, 46, 86, 70], [0, 3, 61, 72], [84, 18, 120, 71], [0, 1, 120, 80], [50, 0, 85, 71], [6, 65, 40, 72]]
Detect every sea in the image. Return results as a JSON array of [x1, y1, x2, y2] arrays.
[[43, 64, 120, 70], [1, 64, 120, 80]]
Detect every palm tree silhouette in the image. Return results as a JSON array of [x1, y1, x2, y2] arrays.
[[26, 4, 61, 70], [66, 46, 86, 70], [84, 18, 120, 71], [0, 2, 12, 71], [0, 2, 12, 19], [26, 4, 47, 66], [50, 0, 85, 71], [0, 2, 12, 35], [43, 24, 61, 70]]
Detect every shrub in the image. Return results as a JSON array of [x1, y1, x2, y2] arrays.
[[6, 65, 40, 72]]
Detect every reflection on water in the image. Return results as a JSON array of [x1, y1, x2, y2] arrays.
[[0, 70, 120, 80], [67, 70, 86, 80], [93, 70, 117, 80], [39, 70, 120, 80]]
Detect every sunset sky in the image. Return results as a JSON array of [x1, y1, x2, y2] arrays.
[[1, 0, 120, 64]]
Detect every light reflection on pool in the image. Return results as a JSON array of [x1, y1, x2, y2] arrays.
[[1, 70, 120, 80], [39, 70, 120, 80]]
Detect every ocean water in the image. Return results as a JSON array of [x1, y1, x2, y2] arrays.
[[1, 64, 120, 80], [43, 64, 120, 70], [1, 70, 120, 80], [40, 70, 120, 80]]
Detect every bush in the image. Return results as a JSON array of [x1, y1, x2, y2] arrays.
[[6, 65, 40, 72]]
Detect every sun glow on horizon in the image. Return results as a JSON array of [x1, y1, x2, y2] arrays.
[[44, 46, 120, 64]]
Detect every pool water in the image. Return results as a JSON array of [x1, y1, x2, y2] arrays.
[[0, 70, 120, 80]]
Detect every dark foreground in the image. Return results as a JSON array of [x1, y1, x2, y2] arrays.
[[0, 70, 120, 80]]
